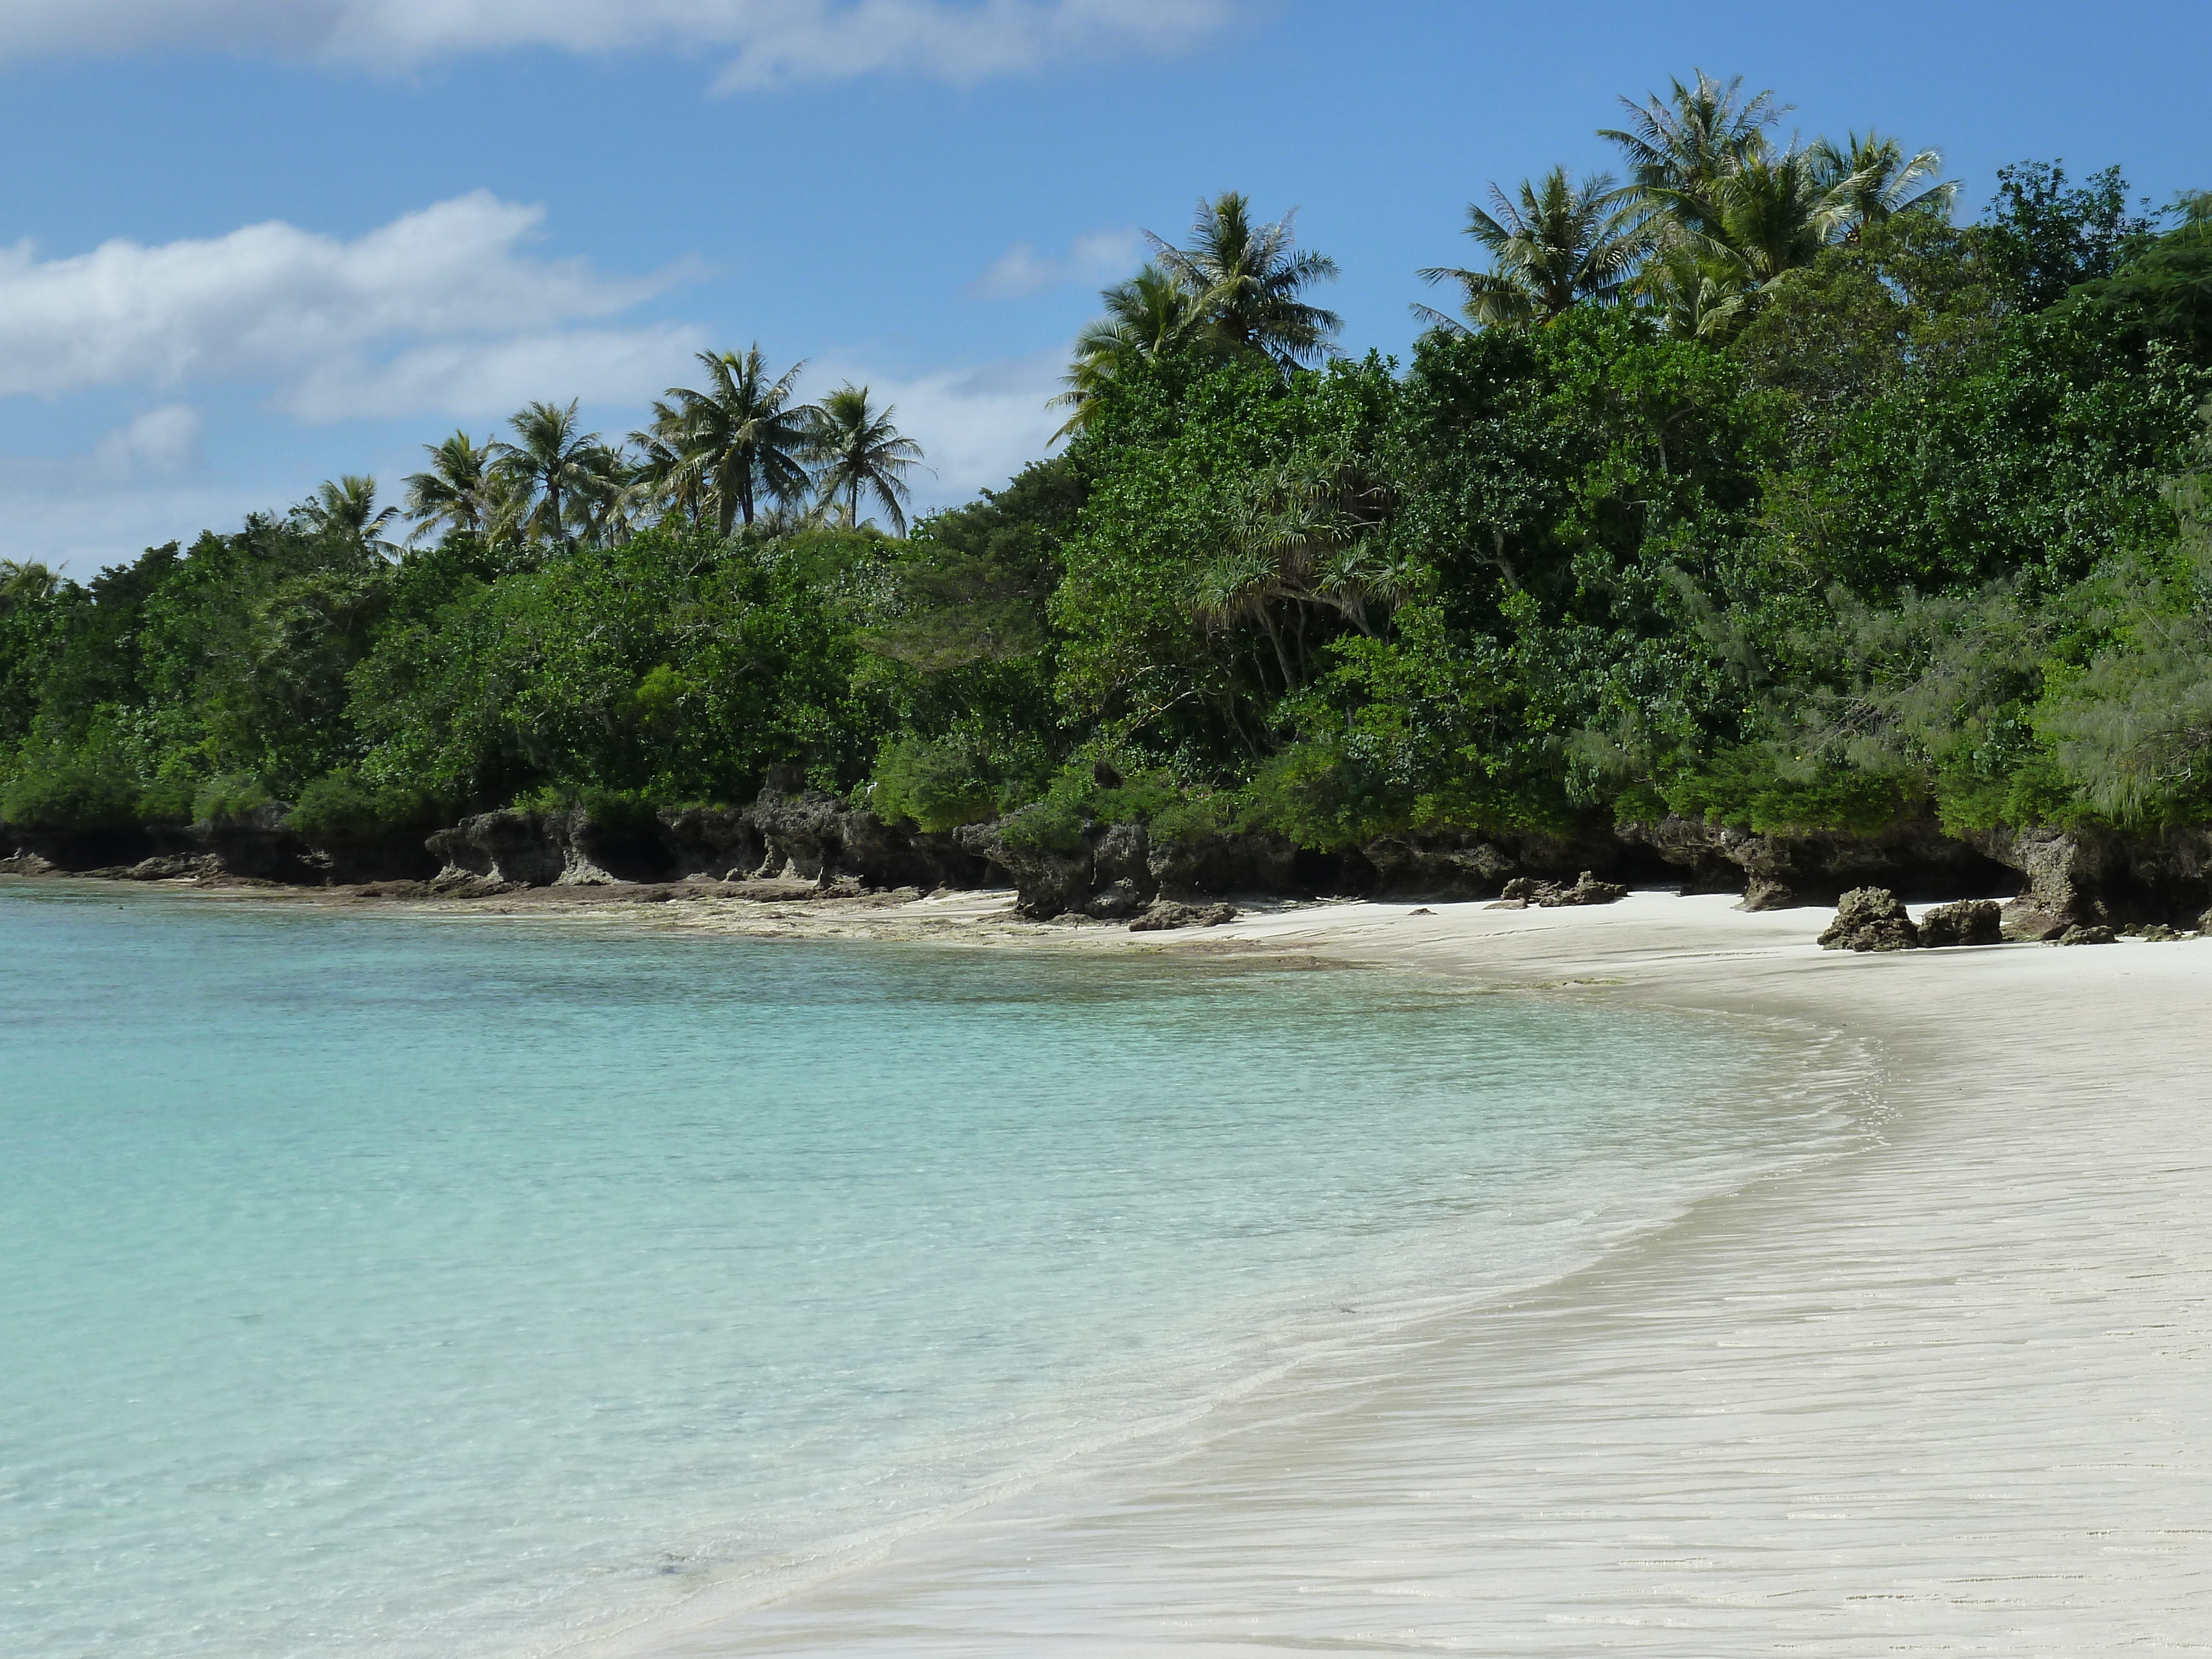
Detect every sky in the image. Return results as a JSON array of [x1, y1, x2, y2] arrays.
[[1, 0, 2206, 572]]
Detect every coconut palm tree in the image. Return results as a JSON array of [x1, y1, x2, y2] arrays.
[[1050, 263, 1209, 435], [491, 400, 604, 545], [810, 384, 924, 535], [294, 474, 400, 553], [564, 442, 640, 545], [1146, 192, 1342, 369], [0, 559, 57, 606], [1627, 145, 1865, 336], [626, 400, 708, 530], [1600, 70, 1782, 238], [1415, 167, 1649, 332], [1699, 146, 1864, 285], [661, 346, 821, 535], [1640, 246, 1756, 340], [402, 431, 496, 545], [1809, 131, 1957, 241]]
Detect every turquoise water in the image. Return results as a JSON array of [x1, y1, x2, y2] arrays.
[[0, 884, 1828, 1658]]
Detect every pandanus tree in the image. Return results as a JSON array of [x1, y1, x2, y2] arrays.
[[811, 384, 924, 535], [491, 400, 607, 545], [1192, 448, 1407, 692], [660, 346, 821, 534], [1146, 191, 1342, 369], [1415, 167, 1648, 331], [402, 431, 496, 544]]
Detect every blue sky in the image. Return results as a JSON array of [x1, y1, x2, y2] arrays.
[[2, 0, 2206, 571]]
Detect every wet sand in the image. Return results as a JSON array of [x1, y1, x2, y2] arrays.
[[627, 891, 2212, 1654]]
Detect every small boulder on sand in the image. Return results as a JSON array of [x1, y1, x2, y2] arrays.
[[1499, 871, 1629, 908], [1129, 901, 1238, 933], [1818, 887, 1920, 952], [1917, 898, 2002, 948], [2053, 924, 2117, 946]]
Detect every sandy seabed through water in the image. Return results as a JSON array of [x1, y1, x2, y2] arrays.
[[29, 875, 2211, 1653], [580, 889, 2212, 1656]]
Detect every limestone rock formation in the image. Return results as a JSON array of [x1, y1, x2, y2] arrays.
[[1499, 870, 1628, 907], [1817, 887, 1921, 952], [1129, 901, 1238, 932], [1623, 812, 2008, 911], [1917, 898, 2003, 948]]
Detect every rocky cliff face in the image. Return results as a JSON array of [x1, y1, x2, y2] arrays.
[[20, 778, 2212, 930], [1620, 812, 2014, 910], [422, 789, 988, 893], [2, 801, 437, 885], [1964, 823, 2212, 938], [1358, 827, 1636, 899]]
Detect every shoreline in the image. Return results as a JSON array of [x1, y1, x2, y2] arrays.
[[13, 875, 2209, 1650], [601, 889, 2212, 1653]]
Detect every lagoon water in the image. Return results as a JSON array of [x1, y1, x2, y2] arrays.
[[0, 884, 1842, 1658]]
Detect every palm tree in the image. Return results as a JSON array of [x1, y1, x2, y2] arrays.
[[1641, 246, 1756, 341], [402, 431, 496, 544], [810, 384, 924, 535], [565, 442, 639, 545], [294, 474, 400, 552], [1628, 145, 1865, 335], [1415, 168, 1648, 331], [0, 559, 57, 607], [661, 346, 821, 535], [1051, 263, 1209, 435], [1699, 147, 1864, 286], [1600, 70, 1782, 239], [1146, 192, 1342, 369], [491, 400, 603, 545], [1809, 131, 1957, 241], [627, 400, 708, 530]]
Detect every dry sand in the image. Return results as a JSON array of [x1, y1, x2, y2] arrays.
[[629, 889, 2212, 1655]]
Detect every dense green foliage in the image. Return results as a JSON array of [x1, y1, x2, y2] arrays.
[[4, 80, 2209, 862]]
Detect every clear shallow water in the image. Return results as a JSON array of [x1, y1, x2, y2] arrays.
[[0, 884, 1833, 1659]]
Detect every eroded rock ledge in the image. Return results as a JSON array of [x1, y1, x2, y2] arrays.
[[14, 786, 2212, 930]]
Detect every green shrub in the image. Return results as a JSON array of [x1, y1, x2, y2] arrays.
[[1, 754, 143, 831], [286, 770, 441, 839], [995, 758, 1217, 853], [137, 771, 201, 826], [1662, 749, 1924, 837], [192, 773, 274, 825], [868, 729, 1052, 833]]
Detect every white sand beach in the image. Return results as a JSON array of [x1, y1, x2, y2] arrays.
[[618, 890, 2212, 1655]]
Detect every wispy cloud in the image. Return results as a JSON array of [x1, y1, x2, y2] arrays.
[[0, 1, 1237, 87], [0, 192, 693, 422], [90, 405, 205, 476], [970, 227, 1140, 298]]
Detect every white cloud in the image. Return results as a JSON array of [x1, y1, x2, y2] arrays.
[[0, 192, 691, 422], [91, 405, 204, 475], [813, 346, 1066, 508], [0, 1, 1236, 86], [971, 226, 1139, 298], [280, 325, 709, 422]]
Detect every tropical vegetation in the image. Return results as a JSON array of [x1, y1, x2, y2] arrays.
[[4, 72, 2210, 875]]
